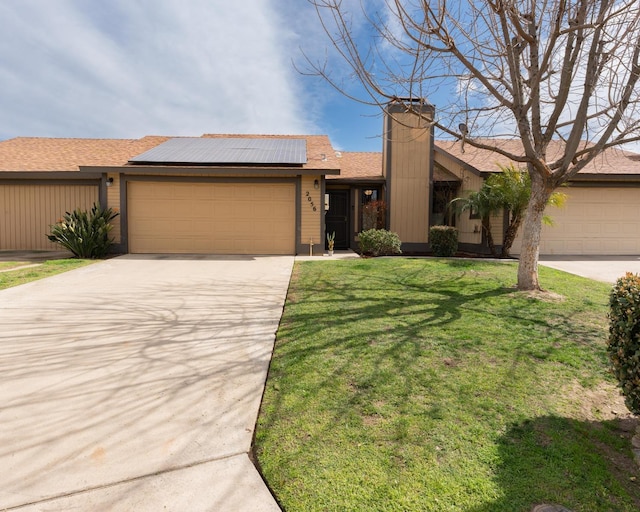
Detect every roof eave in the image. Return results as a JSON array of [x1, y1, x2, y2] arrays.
[[79, 165, 341, 176], [0, 170, 102, 179], [570, 173, 640, 183], [327, 176, 385, 182]]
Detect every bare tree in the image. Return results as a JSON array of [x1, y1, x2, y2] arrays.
[[306, 0, 640, 290]]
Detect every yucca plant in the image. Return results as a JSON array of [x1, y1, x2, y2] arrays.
[[326, 231, 336, 251], [47, 203, 119, 258]]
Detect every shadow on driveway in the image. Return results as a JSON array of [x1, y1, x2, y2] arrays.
[[0, 255, 291, 510]]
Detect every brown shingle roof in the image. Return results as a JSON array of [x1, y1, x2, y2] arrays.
[[0, 133, 341, 172], [434, 138, 640, 176], [0, 136, 170, 171], [329, 151, 383, 180]]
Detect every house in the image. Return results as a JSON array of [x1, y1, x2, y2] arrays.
[[434, 138, 640, 255], [2, 99, 640, 256], [0, 135, 338, 255]]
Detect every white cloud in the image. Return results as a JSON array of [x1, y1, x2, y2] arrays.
[[0, 0, 324, 140]]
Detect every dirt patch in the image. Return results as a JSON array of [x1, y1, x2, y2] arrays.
[[510, 289, 566, 302], [363, 414, 383, 427], [0, 263, 41, 273], [561, 380, 632, 421], [0, 250, 72, 262]]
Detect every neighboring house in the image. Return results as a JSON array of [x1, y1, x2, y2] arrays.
[[1, 99, 640, 256], [434, 139, 640, 255]]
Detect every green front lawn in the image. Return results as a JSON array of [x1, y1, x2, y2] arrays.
[[255, 258, 639, 512], [0, 259, 94, 290]]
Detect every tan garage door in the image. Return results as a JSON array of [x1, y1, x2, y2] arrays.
[[0, 184, 98, 250], [512, 187, 640, 255], [128, 181, 296, 254]]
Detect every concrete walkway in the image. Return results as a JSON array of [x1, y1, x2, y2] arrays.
[[0, 255, 293, 511], [538, 255, 640, 283]]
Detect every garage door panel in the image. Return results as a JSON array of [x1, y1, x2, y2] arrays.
[[128, 182, 295, 254], [172, 186, 195, 200], [191, 187, 213, 200], [191, 201, 213, 217], [143, 184, 172, 200], [513, 187, 640, 255], [622, 205, 640, 217]]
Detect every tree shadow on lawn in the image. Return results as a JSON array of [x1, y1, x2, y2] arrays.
[[278, 259, 607, 376], [257, 260, 634, 510], [467, 415, 640, 512], [270, 260, 613, 421], [285, 262, 515, 337]]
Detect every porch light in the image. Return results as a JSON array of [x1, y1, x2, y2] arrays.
[[314, 179, 319, 189], [106, 177, 114, 187], [364, 189, 373, 196]]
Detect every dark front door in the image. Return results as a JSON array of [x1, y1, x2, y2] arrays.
[[326, 190, 350, 249]]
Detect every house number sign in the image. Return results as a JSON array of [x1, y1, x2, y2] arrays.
[[305, 191, 317, 212]]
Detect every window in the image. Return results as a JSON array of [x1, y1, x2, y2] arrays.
[[360, 188, 385, 231], [432, 182, 459, 226]]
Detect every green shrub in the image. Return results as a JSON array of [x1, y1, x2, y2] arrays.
[[47, 203, 119, 259], [429, 225, 458, 257], [358, 229, 402, 257], [607, 272, 640, 415]]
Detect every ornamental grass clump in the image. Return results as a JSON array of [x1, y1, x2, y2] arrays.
[[607, 272, 640, 415], [48, 204, 119, 259], [429, 225, 458, 257], [358, 229, 402, 256]]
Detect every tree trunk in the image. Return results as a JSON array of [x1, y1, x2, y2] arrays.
[[517, 176, 553, 290], [501, 214, 523, 258], [482, 217, 498, 257]]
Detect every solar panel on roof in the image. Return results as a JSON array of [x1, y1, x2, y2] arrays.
[[129, 137, 307, 165]]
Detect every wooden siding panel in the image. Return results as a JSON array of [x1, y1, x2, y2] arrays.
[[387, 113, 431, 244], [489, 211, 504, 246], [0, 184, 98, 250], [390, 178, 429, 242], [107, 173, 121, 244], [300, 175, 322, 248]]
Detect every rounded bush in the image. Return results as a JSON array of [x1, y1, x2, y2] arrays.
[[607, 272, 640, 415], [429, 226, 458, 257], [358, 229, 402, 257]]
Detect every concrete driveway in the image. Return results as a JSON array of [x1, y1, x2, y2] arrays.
[[538, 255, 640, 283], [0, 255, 293, 511]]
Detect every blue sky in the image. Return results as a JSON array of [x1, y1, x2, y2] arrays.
[[0, 0, 388, 152]]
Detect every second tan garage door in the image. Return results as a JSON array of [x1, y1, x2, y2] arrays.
[[128, 181, 295, 254], [512, 186, 640, 255]]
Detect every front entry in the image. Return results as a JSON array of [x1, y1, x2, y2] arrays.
[[325, 190, 350, 249]]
